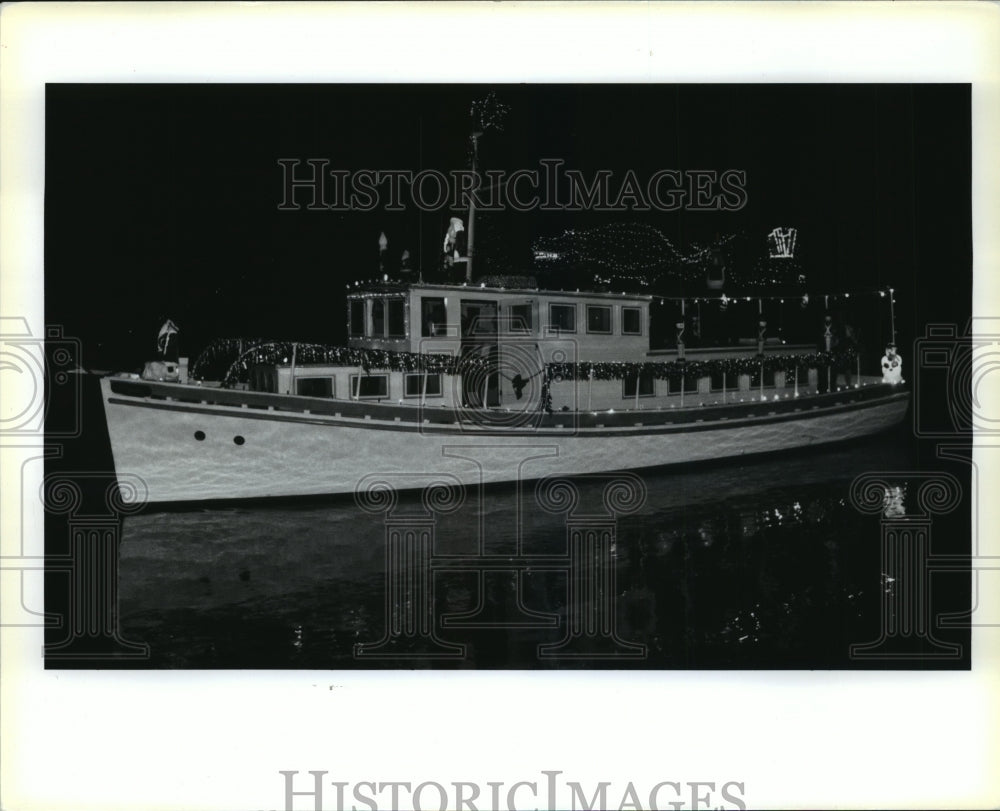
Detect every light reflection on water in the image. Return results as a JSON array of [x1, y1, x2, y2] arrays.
[[117, 433, 936, 668]]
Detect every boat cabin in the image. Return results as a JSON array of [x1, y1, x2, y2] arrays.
[[249, 281, 857, 412], [345, 281, 652, 363]]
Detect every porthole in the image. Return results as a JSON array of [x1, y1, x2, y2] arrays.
[[233, 435, 245, 446], [194, 431, 206, 441]]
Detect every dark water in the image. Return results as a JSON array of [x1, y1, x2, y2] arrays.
[[104, 425, 969, 669], [42, 376, 970, 669]]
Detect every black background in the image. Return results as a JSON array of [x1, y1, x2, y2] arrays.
[[45, 84, 971, 370], [43, 84, 972, 668]]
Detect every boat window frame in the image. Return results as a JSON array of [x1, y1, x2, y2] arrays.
[[295, 376, 336, 398], [621, 306, 642, 336], [750, 366, 777, 388], [421, 296, 448, 338], [386, 297, 406, 338], [349, 373, 390, 400], [586, 305, 613, 335], [507, 302, 534, 334], [665, 372, 700, 394], [548, 303, 577, 334], [403, 372, 444, 398], [709, 370, 739, 393], [348, 299, 365, 337], [371, 299, 386, 338], [622, 368, 656, 398], [461, 299, 499, 337]]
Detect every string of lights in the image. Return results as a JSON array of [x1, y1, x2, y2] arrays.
[[532, 222, 737, 276], [343, 277, 896, 308], [204, 340, 495, 388], [529, 223, 817, 291], [545, 350, 858, 384], [197, 337, 859, 389], [650, 288, 895, 306]]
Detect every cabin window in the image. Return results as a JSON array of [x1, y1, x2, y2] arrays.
[[750, 367, 777, 388], [549, 303, 576, 333], [710, 370, 739, 392], [421, 297, 447, 337], [621, 307, 642, 335], [623, 369, 655, 398], [404, 372, 443, 398], [349, 300, 364, 337], [387, 299, 406, 338], [508, 303, 533, 333], [666, 373, 700, 394], [296, 377, 334, 398], [371, 300, 385, 337], [350, 374, 389, 399], [587, 305, 612, 334], [462, 300, 498, 336]]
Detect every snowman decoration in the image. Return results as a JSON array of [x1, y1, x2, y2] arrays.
[[881, 342, 903, 384]]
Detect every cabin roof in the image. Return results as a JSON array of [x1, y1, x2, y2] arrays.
[[347, 281, 652, 304]]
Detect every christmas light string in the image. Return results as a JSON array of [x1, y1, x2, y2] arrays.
[[197, 337, 860, 390], [342, 277, 896, 309], [649, 288, 895, 306], [531, 223, 813, 289], [532, 222, 738, 277], [544, 350, 858, 384], [199, 340, 494, 388]]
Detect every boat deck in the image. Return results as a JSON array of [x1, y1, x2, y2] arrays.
[[108, 376, 908, 435]]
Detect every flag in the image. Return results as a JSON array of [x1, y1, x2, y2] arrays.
[[157, 319, 179, 354], [443, 218, 464, 251]]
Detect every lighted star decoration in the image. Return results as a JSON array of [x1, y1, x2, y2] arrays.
[[470, 91, 510, 134]]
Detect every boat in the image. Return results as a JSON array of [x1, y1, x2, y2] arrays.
[[99, 271, 910, 504]]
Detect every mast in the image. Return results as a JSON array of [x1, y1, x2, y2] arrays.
[[466, 130, 482, 283]]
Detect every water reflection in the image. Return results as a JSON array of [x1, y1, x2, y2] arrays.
[[116, 433, 944, 668]]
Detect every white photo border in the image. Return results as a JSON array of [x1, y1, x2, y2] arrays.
[[2, 3, 999, 810]]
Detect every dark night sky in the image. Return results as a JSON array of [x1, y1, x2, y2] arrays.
[[44, 84, 971, 369]]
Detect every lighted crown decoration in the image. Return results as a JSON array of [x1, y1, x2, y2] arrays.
[[767, 227, 797, 259]]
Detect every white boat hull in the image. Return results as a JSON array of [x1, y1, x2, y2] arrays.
[[100, 377, 910, 504]]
